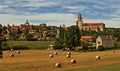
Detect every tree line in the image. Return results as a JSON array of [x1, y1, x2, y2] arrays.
[[54, 25, 81, 50]]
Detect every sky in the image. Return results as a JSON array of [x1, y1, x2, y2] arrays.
[[0, 0, 120, 28]]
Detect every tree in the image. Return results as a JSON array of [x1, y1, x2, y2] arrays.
[[97, 45, 104, 51], [25, 33, 37, 41], [54, 25, 81, 50], [2, 26, 7, 35], [54, 25, 64, 49], [65, 26, 81, 50], [81, 41, 89, 50], [10, 31, 20, 40], [0, 36, 5, 58], [0, 28, 2, 34], [17, 27, 22, 34], [26, 33, 34, 41]]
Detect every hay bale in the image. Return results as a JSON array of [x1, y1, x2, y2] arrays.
[[67, 52, 71, 55], [11, 49, 14, 51], [66, 54, 70, 58], [16, 51, 20, 54], [10, 53, 14, 57], [54, 52, 57, 55], [71, 59, 76, 64], [96, 55, 100, 60], [49, 54, 53, 58], [112, 50, 115, 53], [55, 63, 62, 68]]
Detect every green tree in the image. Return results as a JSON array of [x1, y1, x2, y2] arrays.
[[54, 37, 64, 49], [59, 25, 65, 39], [10, 31, 20, 40], [0, 36, 6, 58], [65, 26, 81, 50], [0, 28, 2, 34], [2, 26, 7, 34], [81, 41, 89, 50], [17, 27, 22, 34], [97, 45, 104, 51], [54, 25, 65, 49], [25, 33, 37, 41]]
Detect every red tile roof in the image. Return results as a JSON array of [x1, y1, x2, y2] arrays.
[[81, 36, 93, 39], [83, 22, 104, 26]]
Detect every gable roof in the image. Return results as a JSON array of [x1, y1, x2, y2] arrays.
[[83, 22, 104, 26], [99, 35, 113, 40]]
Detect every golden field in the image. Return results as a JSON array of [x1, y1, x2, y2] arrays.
[[0, 50, 120, 71]]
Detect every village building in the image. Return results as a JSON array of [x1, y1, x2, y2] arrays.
[[81, 36, 93, 41], [7, 24, 19, 33], [33, 33, 42, 40], [96, 35, 115, 49], [20, 20, 33, 31], [76, 13, 105, 32], [39, 23, 47, 31], [20, 33, 26, 39]]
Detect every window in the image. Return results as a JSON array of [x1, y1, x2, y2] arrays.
[[98, 41, 100, 44]]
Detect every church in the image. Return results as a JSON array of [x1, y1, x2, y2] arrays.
[[76, 13, 105, 32]]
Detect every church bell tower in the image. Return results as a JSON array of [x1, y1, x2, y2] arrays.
[[76, 13, 83, 31]]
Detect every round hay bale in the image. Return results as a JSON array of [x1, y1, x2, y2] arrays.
[[10, 53, 14, 57], [112, 50, 115, 53], [71, 59, 76, 64], [11, 49, 14, 51], [54, 52, 57, 55], [16, 51, 20, 54], [96, 55, 100, 60], [66, 54, 70, 58], [67, 52, 71, 55], [49, 54, 53, 58], [55, 63, 62, 68]]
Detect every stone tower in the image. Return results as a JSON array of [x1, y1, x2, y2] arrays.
[[25, 20, 29, 25], [76, 13, 83, 31]]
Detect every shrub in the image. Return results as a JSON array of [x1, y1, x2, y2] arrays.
[[26, 38, 38, 41], [54, 44, 63, 49], [97, 45, 104, 51], [1, 41, 10, 50], [82, 45, 88, 50]]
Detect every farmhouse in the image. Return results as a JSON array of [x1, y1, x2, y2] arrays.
[[96, 35, 115, 48]]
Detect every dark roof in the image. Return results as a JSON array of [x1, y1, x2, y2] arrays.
[[99, 35, 113, 40]]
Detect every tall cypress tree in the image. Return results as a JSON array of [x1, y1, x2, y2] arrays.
[[54, 25, 65, 49], [0, 36, 3, 58]]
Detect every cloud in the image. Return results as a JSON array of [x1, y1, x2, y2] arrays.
[[18, 1, 57, 8], [0, 13, 76, 26], [0, 0, 120, 28]]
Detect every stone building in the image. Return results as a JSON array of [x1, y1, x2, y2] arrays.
[[96, 35, 115, 49], [76, 13, 105, 32]]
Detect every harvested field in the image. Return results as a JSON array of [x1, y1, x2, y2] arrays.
[[0, 50, 120, 71]]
